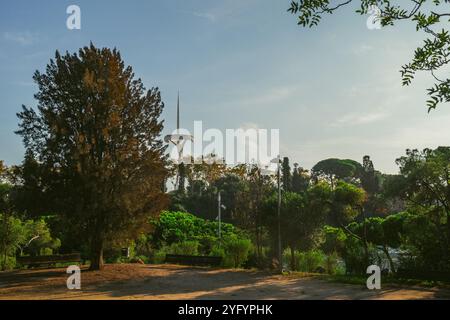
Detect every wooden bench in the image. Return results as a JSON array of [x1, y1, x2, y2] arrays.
[[165, 254, 222, 267], [16, 253, 82, 268]]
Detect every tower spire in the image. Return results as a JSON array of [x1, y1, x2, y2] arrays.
[[177, 91, 180, 131]]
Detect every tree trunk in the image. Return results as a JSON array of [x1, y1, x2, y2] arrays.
[[363, 241, 370, 269], [446, 211, 450, 267], [382, 245, 395, 273], [1, 213, 10, 271], [290, 246, 296, 271], [89, 238, 104, 271], [256, 226, 261, 263]]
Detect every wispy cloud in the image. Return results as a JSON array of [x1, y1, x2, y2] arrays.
[[334, 111, 388, 126], [191, 0, 257, 23], [3, 31, 40, 46], [238, 85, 300, 107]]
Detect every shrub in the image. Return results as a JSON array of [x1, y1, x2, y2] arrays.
[[342, 238, 379, 275], [135, 234, 151, 257], [255, 247, 273, 269], [296, 250, 326, 272], [209, 245, 225, 258], [0, 256, 16, 270], [245, 246, 271, 269], [129, 255, 148, 264], [167, 241, 199, 256], [209, 245, 229, 267], [0, 214, 60, 270], [151, 248, 168, 264], [224, 237, 252, 268], [148, 211, 252, 267], [149, 211, 247, 253], [23, 219, 61, 256], [324, 252, 340, 275]]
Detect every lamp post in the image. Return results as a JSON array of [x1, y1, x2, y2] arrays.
[[218, 191, 222, 242], [217, 191, 226, 246], [273, 156, 282, 273]]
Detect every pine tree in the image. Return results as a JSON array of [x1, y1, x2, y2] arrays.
[[292, 163, 309, 194], [281, 157, 291, 192], [16, 44, 168, 270]]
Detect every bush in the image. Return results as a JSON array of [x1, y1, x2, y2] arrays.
[[245, 246, 272, 269], [0, 214, 60, 270], [342, 238, 379, 275], [23, 219, 61, 256], [400, 211, 449, 272], [197, 235, 216, 256], [324, 252, 341, 275], [224, 237, 252, 268], [209, 245, 225, 258], [209, 245, 229, 267], [151, 248, 168, 264], [148, 211, 252, 268], [167, 241, 199, 256], [129, 255, 148, 264], [135, 234, 151, 257], [284, 249, 342, 274], [149, 211, 248, 255], [0, 256, 16, 270], [294, 250, 326, 272]]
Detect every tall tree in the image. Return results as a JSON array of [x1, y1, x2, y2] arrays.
[[281, 157, 292, 192], [212, 173, 246, 223], [360, 155, 383, 217], [329, 181, 366, 227], [262, 185, 330, 270], [288, 0, 450, 111], [396, 147, 450, 213], [243, 165, 273, 263], [9, 151, 49, 218], [0, 175, 15, 271], [292, 163, 309, 194], [395, 147, 450, 268], [361, 155, 380, 194], [16, 44, 168, 270], [311, 158, 362, 188]]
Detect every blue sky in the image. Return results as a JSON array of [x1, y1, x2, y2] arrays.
[[1, 0, 449, 173]]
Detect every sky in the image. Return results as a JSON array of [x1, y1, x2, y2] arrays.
[[1, 0, 449, 174]]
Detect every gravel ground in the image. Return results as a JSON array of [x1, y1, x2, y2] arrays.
[[0, 264, 449, 300]]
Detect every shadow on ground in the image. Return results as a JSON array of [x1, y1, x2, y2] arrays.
[[1, 264, 449, 300]]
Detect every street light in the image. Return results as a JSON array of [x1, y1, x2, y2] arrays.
[[261, 155, 283, 273], [216, 191, 226, 246]]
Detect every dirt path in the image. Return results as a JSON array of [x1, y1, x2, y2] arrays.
[[0, 264, 448, 300]]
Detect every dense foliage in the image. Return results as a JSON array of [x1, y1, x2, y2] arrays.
[[0, 213, 60, 270], [149, 211, 252, 268], [15, 44, 168, 270]]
